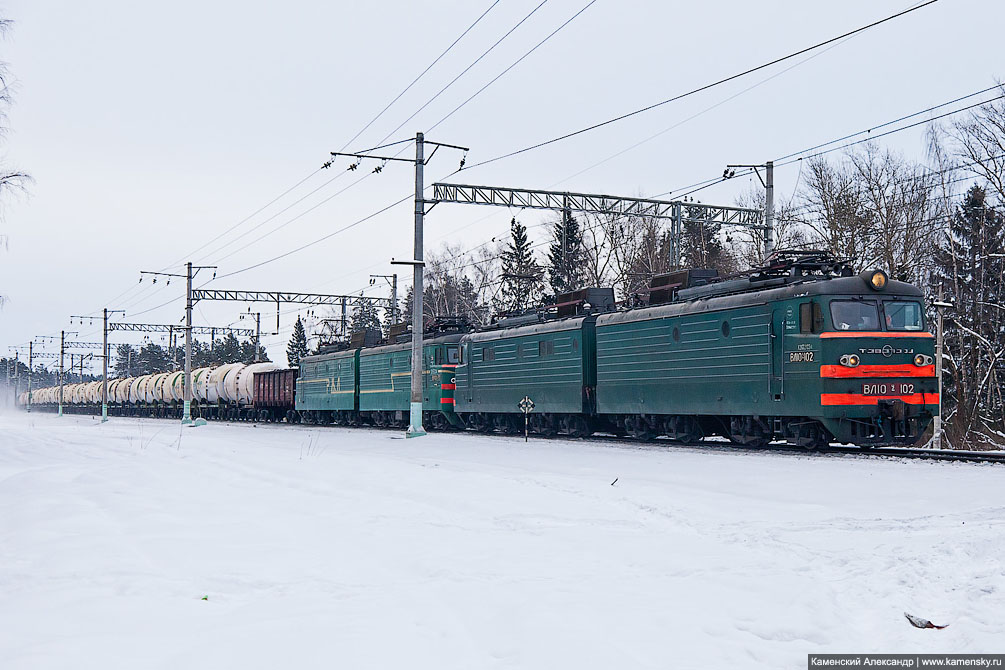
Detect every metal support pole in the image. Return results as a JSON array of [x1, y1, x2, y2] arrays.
[[671, 203, 682, 270], [562, 193, 570, 278], [407, 131, 426, 438], [182, 261, 193, 424], [392, 274, 398, 324], [101, 308, 109, 422], [254, 312, 261, 362], [341, 298, 347, 341], [58, 330, 65, 417], [764, 161, 775, 259], [933, 288, 949, 450], [27, 341, 32, 413]]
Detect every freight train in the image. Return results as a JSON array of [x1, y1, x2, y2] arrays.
[[21, 252, 938, 448]]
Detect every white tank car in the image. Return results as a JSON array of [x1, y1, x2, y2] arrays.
[[138, 374, 156, 403], [150, 372, 172, 403], [234, 362, 280, 404], [87, 381, 102, 403], [167, 371, 185, 402], [115, 378, 133, 403], [131, 376, 148, 404], [207, 363, 243, 404], [192, 367, 214, 402], [220, 364, 247, 404]]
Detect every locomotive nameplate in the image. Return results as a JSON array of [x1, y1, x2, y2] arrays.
[[788, 351, 815, 363], [862, 382, 915, 395]]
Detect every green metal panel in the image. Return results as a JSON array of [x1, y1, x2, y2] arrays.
[[596, 305, 772, 415], [455, 318, 591, 415], [358, 336, 462, 413], [770, 308, 784, 399], [359, 346, 412, 411], [595, 289, 938, 440], [295, 349, 358, 412]]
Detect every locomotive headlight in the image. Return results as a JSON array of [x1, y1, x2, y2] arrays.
[[865, 269, 888, 290], [914, 354, 933, 367], [840, 354, 860, 367]]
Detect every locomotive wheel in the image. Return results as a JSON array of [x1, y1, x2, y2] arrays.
[[665, 415, 702, 444], [728, 416, 769, 448], [564, 415, 592, 438], [626, 416, 653, 440], [469, 413, 492, 433], [493, 414, 519, 434], [530, 414, 556, 436]]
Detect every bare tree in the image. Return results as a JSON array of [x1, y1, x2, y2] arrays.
[[952, 85, 1005, 205], [796, 156, 874, 268], [732, 186, 808, 269], [848, 144, 939, 284], [0, 17, 32, 307]]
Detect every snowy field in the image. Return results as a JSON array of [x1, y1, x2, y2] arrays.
[[0, 411, 1002, 669]]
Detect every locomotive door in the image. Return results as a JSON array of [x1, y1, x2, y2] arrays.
[[770, 309, 784, 399]]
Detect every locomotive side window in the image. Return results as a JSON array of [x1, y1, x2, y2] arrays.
[[883, 300, 924, 331], [799, 303, 812, 333], [830, 300, 880, 331], [800, 302, 826, 333], [483, 347, 495, 361], [539, 340, 554, 356]]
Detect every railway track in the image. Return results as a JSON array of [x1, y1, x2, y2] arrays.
[[56, 409, 1004, 465]]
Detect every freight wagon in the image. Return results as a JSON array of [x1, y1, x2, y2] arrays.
[[252, 368, 298, 422]]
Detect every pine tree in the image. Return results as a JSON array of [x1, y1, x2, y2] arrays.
[[547, 211, 586, 294], [932, 184, 1005, 447], [350, 299, 382, 334], [287, 316, 309, 367], [496, 218, 543, 314], [113, 344, 139, 377], [680, 203, 732, 273]]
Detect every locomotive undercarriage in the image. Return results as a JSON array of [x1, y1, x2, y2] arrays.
[[36, 403, 924, 448]]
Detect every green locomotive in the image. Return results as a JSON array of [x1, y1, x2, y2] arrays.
[[297, 253, 936, 448], [295, 331, 462, 429], [452, 253, 936, 447]]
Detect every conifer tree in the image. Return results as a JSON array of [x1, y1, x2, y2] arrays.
[[680, 202, 730, 272], [496, 218, 543, 314], [350, 299, 382, 333], [932, 184, 1005, 446], [547, 211, 586, 294], [287, 316, 309, 367]]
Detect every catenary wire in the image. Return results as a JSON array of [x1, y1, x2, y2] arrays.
[[460, 0, 940, 172]]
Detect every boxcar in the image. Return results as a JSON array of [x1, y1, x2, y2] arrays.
[[454, 316, 597, 436], [252, 368, 299, 422]]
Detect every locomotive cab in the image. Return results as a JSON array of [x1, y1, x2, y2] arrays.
[[792, 270, 937, 446]]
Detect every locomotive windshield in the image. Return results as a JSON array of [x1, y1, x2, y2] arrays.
[[447, 346, 460, 364], [882, 300, 924, 331], [830, 300, 880, 331]]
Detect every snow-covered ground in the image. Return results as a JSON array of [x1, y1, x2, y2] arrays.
[[0, 411, 1001, 669]]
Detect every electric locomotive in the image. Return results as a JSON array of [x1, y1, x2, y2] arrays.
[[454, 252, 936, 447]]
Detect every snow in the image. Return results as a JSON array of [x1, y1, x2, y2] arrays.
[[0, 411, 1002, 669]]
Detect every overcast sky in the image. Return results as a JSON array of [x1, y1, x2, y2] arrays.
[[1, 0, 1001, 369]]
